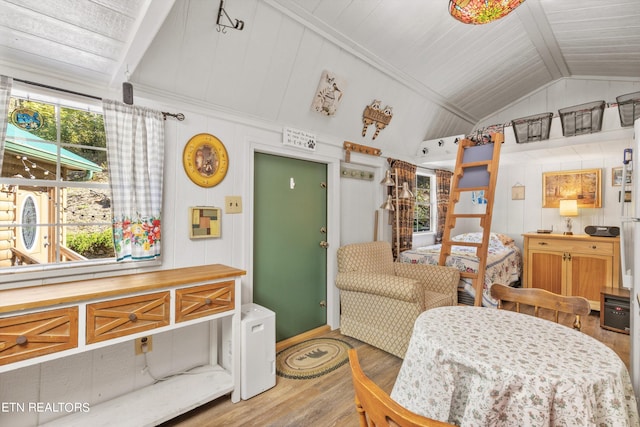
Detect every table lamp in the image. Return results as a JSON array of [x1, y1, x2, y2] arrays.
[[559, 199, 578, 235]]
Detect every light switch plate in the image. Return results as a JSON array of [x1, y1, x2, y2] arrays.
[[225, 196, 242, 214]]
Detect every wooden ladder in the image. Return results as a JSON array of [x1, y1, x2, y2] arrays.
[[438, 134, 503, 306]]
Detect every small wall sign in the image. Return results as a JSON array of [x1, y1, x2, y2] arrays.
[[283, 127, 316, 151], [512, 185, 525, 200]]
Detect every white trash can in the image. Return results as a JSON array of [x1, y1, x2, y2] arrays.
[[241, 303, 276, 400]]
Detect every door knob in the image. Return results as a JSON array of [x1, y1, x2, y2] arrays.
[[320, 241, 329, 249]]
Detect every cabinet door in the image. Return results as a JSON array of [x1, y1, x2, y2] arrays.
[[569, 253, 612, 307], [527, 250, 564, 294]]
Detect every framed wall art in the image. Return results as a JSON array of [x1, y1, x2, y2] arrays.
[[542, 168, 601, 208], [620, 190, 632, 203], [189, 206, 221, 239], [612, 167, 632, 186], [310, 70, 346, 116], [183, 133, 229, 187], [512, 184, 525, 200]]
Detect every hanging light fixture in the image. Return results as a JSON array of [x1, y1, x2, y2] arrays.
[[449, 0, 525, 25]]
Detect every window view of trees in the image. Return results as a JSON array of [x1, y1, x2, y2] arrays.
[[1, 93, 114, 270], [414, 173, 432, 232]]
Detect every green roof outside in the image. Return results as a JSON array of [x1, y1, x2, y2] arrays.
[[5, 123, 103, 173]]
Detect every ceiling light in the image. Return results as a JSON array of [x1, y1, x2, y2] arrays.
[[449, 0, 525, 25]]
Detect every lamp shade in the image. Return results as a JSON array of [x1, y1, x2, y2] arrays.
[[380, 194, 395, 211], [399, 182, 414, 199], [559, 199, 578, 217], [449, 0, 525, 25], [380, 169, 395, 186]]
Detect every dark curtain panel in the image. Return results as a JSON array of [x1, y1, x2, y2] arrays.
[[388, 158, 416, 259], [435, 169, 453, 243]]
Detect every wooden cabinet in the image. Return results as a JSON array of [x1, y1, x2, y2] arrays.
[[522, 234, 620, 311]]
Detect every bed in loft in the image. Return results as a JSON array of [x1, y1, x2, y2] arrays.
[[398, 232, 522, 307]]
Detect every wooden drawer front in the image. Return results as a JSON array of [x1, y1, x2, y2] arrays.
[[527, 238, 573, 252], [568, 241, 613, 256], [0, 307, 78, 366], [87, 292, 170, 344], [176, 281, 235, 323], [527, 238, 613, 255]]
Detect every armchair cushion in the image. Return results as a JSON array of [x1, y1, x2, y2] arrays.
[[394, 263, 460, 296], [337, 241, 394, 275], [336, 272, 423, 304]]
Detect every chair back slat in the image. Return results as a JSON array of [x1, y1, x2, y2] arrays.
[[348, 349, 453, 427], [491, 284, 590, 330]]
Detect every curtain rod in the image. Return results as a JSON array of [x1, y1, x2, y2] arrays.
[[13, 78, 185, 121]]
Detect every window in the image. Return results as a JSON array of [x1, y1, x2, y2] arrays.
[[414, 171, 435, 233], [1, 87, 115, 275]]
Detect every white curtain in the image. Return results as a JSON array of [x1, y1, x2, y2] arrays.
[[102, 99, 164, 261], [0, 76, 13, 174]]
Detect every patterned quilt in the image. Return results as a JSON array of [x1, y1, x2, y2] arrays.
[[398, 236, 522, 307]]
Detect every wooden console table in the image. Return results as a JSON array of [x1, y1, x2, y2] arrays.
[[0, 264, 245, 426]]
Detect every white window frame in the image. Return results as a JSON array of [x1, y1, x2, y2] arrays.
[[413, 169, 436, 235], [0, 85, 160, 289]]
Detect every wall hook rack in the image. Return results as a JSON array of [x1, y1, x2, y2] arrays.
[[217, 0, 244, 34]]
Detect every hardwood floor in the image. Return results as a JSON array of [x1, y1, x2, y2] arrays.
[[162, 309, 630, 427]]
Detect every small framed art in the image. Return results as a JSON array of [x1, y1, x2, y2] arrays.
[[189, 206, 221, 239], [512, 185, 525, 200], [612, 167, 632, 186]]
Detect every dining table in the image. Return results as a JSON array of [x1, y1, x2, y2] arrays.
[[390, 306, 640, 426]]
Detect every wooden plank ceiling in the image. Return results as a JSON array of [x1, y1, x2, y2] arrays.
[[0, 0, 638, 160]]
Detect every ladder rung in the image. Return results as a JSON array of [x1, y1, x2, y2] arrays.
[[448, 213, 486, 219], [454, 186, 489, 192], [460, 160, 492, 168], [460, 271, 478, 279], [445, 241, 481, 248]]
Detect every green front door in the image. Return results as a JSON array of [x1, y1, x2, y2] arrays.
[[254, 153, 327, 341]]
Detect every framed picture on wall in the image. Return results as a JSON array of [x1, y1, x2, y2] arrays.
[[542, 168, 601, 208], [189, 206, 221, 239], [612, 167, 632, 186]]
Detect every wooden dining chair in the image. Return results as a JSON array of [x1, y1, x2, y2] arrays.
[[347, 349, 453, 427], [490, 283, 591, 330]]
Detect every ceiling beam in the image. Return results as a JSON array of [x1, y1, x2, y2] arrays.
[[516, 0, 570, 80], [110, 0, 177, 87]]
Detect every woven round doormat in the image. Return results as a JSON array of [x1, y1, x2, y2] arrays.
[[276, 338, 353, 380]]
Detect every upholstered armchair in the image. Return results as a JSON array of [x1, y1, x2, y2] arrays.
[[336, 241, 460, 358]]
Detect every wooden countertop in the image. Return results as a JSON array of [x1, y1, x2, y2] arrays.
[[0, 264, 246, 314], [522, 233, 619, 242]]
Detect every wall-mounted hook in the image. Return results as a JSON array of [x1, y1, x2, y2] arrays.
[[217, 0, 245, 33]]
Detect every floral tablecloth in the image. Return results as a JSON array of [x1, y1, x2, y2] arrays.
[[391, 306, 640, 426]]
